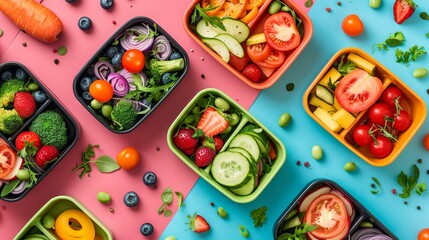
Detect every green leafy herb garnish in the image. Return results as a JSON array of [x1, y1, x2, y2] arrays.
[[373, 32, 405, 52], [371, 177, 382, 194], [337, 55, 356, 75], [250, 206, 267, 227], [72, 144, 119, 178], [175, 191, 184, 209], [397, 164, 426, 198], [1, 179, 21, 197], [191, 3, 225, 31], [158, 187, 174, 217], [420, 12, 429, 20], [395, 45, 427, 64], [277, 223, 318, 240]]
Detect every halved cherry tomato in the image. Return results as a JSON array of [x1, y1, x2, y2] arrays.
[[342, 14, 364, 37], [247, 42, 272, 62], [335, 69, 383, 113], [89, 79, 114, 103], [253, 49, 285, 68], [215, 0, 247, 19], [304, 193, 349, 239], [264, 12, 300, 51], [369, 135, 393, 158], [352, 124, 373, 147], [201, 0, 226, 16], [116, 147, 140, 170], [122, 49, 145, 73], [0, 144, 17, 179]]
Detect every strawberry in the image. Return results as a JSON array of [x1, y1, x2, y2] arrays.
[[194, 146, 216, 167], [182, 145, 197, 156], [196, 107, 229, 138], [393, 0, 417, 24], [241, 63, 262, 82], [35, 145, 59, 167], [213, 136, 224, 152], [187, 213, 210, 233], [14, 91, 36, 119], [173, 128, 198, 150], [15, 131, 41, 158]]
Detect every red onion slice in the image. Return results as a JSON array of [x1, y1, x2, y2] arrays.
[[107, 73, 130, 97], [117, 68, 147, 90], [11, 180, 27, 194], [120, 24, 155, 52], [152, 35, 172, 60], [94, 61, 115, 80]]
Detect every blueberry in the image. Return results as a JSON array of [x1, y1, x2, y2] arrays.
[[140, 223, 154, 236], [100, 0, 114, 9], [111, 53, 123, 67], [169, 52, 182, 60], [86, 66, 95, 76], [142, 171, 157, 187], [78, 16, 92, 31], [33, 91, 47, 104], [123, 191, 139, 207], [106, 46, 120, 59], [161, 72, 174, 84], [1, 71, 13, 81], [65, 0, 77, 3], [82, 91, 93, 101], [15, 68, 28, 81], [79, 76, 93, 91]]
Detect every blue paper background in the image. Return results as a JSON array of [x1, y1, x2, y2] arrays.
[[161, 1, 429, 239]]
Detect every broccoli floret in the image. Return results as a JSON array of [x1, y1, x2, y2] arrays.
[[110, 101, 138, 130], [149, 58, 184, 79], [29, 110, 68, 150], [0, 108, 23, 135], [0, 79, 25, 107]]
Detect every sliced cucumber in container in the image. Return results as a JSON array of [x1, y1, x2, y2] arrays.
[[211, 151, 252, 188], [221, 18, 250, 43], [202, 38, 230, 63], [230, 174, 257, 196], [214, 33, 244, 58], [228, 133, 260, 161], [196, 20, 223, 38], [315, 84, 334, 105]]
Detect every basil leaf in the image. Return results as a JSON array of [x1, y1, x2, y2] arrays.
[[1, 179, 21, 197], [158, 204, 165, 215], [164, 209, 172, 217], [95, 155, 120, 173], [161, 187, 173, 204], [175, 191, 184, 209]]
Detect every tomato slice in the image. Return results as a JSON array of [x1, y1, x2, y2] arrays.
[[253, 49, 285, 68], [304, 193, 350, 239], [0, 144, 17, 179], [264, 12, 300, 51], [201, 0, 226, 16], [247, 42, 271, 62], [214, 0, 248, 19], [335, 68, 383, 113]]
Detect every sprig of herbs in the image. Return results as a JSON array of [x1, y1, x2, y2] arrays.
[[158, 187, 184, 217], [397, 164, 426, 198], [396, 45, 427, 64], [72, 144, 120, 178], [373, 32, 405, 52], [250, 206, 267, 227], [277, 223, 318, 240], [191, 3, 225, 31], [371, 177, 382, 194], [337, 54, 356, 75]]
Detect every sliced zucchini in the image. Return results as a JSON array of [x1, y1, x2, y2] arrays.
[[222, 18, 250, 43], [315, 84, 334, 105], [211, 151, 251, 188], [214, 33, 244, 57], [202, 38, 230, 63]]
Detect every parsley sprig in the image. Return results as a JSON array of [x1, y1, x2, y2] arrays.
[[277, 223, 318, 240], [397, 164, 427, 198], [396, 45, 427, 64], [191, 3, 225, 31], [337, 54, 356, 75], [250, 206, 267, 227]]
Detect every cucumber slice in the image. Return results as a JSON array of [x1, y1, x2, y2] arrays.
[[229, 133, 260, 161], [214, 33, 244, 58], [202, 38, 230, 63], [281, 215, 302, 231], [316, 84, 334, 105], [240, 125, 270, 158], [196, 19, 223, 38], [222, 18, 250, 43], [229, 174, 256, 196], [211, 151, 251, 188], [228, 147, 256, 164]]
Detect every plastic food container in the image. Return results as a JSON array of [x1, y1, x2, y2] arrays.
[[0, 62, 79, 202], [14, 195, 112, 240], [303, 47, 426, 166], [73, 16, 189, 134], [167, 88, 286, 203], [273, 179, 398, 240], [183, 0, 313, 89]]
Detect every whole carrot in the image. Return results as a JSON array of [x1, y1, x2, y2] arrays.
[[0, 0, 64, 43]]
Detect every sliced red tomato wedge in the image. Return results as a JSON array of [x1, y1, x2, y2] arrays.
[[304, 193, 350, 239], [0, 143, 17, 179], [247, 42, 272, 62], [335, 68, 383, 113], [253, 48, 285, 68], [264, 12, 301, 51]]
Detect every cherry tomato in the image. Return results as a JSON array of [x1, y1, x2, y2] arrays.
[[247, 43, 272, 62], [393, 110, 412, 132], [335, 69, 383, 113], [368, 103, 393, 125], [89, 79, 114, 103], [228, 51, 250, 71], [253, 49, 285, 69], [0, 143, 17, 179], [264, 12, 300, 51], [418, 228, 429, 240], [342, 14, 364, 37], [304, 194, 349, 239], [116, 147, 140, 170], [352, 124, 373, 147], [381, 85, 403, 108], [122, 49, 145, 73], [423, 134, 429, 151], [369, 135, 393, 158]]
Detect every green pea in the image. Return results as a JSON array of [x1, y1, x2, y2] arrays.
[[91, 99, 103, 110], [369, 0, 382, 8], [26, 82, 39, 92], [413, 67, 428, 78], [101, 104, 113, 118], [16, 169, 30, 180], [97, 191, 111, 203], [278, 113, 292, 127], [311, 145, 323, 160], [42, 215, 55, 229], [217, 207, 228, 218], [214, 97, 230, 111], [229, 113, 240, 126], [269, 1, 282, 14], [344, 161, 357, 172], [359, 221, 374, 228], [191, 105, 201, 114], [281, 4, 291, 12], [164, 237, 176, 240], [221, 125, 232, 134], [184, 114, 194, 124]]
